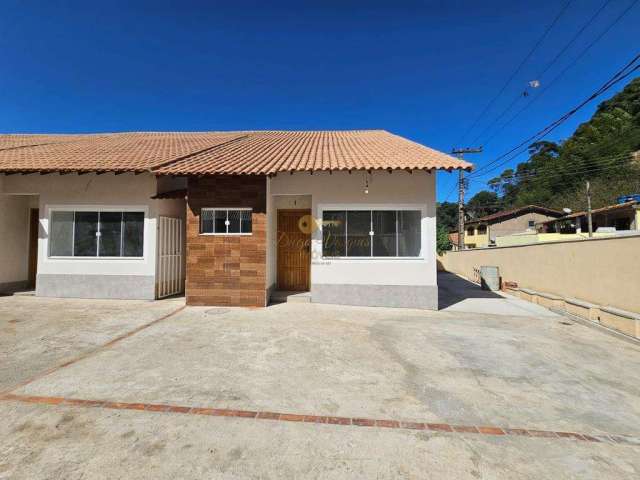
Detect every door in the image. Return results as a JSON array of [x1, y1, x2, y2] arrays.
[[277, 209, 311, 291], [156, 216, 185, 298], [27, 208, 39, 288]]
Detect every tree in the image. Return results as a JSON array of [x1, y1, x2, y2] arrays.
[[466, 190, 501, 219], [436, 224, 452, 254], [436, 201, 458, 232], [481, 76, 640, 210]]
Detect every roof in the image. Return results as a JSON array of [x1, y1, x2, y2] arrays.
[[0, 130, 471, 175], [0, 132, 242, 174], [538, 200, 639, 224], [466, 205, 564, 225]]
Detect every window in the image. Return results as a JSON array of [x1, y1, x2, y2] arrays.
[[528, 220, 535, 228], [467, 227, 475, 236], [49, 210, 144, 257], [322, 209, 421, 257], [477, 224, 487, 235], [200, 208, 252, 234]]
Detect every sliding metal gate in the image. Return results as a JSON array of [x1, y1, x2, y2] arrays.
[[156, 216, 184, 298]]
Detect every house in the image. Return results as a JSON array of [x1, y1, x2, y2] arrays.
[[537, 199, 640, 236], [0, 130, 471, 309], [447, 232, 460, 251], [462, 205, 563, 248]]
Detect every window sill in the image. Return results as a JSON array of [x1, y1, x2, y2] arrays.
[[199, 233, 253, 236], [47, 256, 145, 260], [321, 256, 424, 260]]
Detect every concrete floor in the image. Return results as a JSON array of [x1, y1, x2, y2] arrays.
[[438, 272, 558, 317], [1, 279, 640, 479]]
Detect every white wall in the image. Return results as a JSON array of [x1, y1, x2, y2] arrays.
[[268, 171, 436, 288], [2, 173, 167, 278]]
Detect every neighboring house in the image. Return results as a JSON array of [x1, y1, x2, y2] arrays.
[[0, 130, 471, 309], [447, 232, 460, 251], [463, 205, 563, 248], [537, 199, 640, 236]]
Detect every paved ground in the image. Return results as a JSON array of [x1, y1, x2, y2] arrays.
[[0, 295, 184, 393], [438, 272, 557, 317], [1, 277, 640, 479]]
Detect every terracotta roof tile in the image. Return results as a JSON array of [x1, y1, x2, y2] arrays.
[[156, 130, 471, 174], [0, 130, 471, 175], [466, 205, 564, 225], [0, 132, 245, 173]]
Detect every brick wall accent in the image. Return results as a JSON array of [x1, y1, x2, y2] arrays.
[[186, 176, 267, 307]]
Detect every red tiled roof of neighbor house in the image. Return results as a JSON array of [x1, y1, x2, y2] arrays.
[[466, 205, 564, 225], [0, 130, 471, 175]]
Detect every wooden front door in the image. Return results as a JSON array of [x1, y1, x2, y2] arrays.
[[28, 208, 39, 288], [277, 209, 311, 291]]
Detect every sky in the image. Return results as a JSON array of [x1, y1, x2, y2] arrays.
[[1, 0, 638, 201]]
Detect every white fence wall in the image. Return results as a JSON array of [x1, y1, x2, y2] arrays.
[[156, 216, 184, 298]]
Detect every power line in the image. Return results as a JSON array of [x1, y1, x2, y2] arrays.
[[456, 0, 573, 145], [469, 53, 640, 179], [478, 0, 639, 148], [470, 151, 634, 183], [536, 0, 613, 80], [473, 0, 616, 147], [481, 156, 634, 185]]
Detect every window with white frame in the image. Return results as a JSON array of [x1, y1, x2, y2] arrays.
[[49, 210, 144, 257], [322, 210, 421, 257], [200, 208, 252, 234]]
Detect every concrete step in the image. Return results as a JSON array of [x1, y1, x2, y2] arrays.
[[271, 291, 311, 303]]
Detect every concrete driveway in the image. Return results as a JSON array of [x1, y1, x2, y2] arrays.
[[1, 283, 640, 479]]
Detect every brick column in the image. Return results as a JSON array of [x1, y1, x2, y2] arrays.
[[185, 176, 267, 307]]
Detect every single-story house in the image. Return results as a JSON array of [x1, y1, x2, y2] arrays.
[[0, 130, 471, 309], [463, 205, 563, 248], [537, 199, 640, 234]]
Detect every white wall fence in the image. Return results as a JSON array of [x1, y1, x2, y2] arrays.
[[156, 216, 184, 298]]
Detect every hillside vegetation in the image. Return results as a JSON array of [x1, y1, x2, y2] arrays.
[[438, 76, 640, 233]]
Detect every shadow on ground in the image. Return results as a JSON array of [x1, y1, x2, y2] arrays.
[[438, 271, 503, 310]]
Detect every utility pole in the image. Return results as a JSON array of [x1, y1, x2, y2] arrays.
[[452, 147, 483, 250], [586, 180, 593, 237]]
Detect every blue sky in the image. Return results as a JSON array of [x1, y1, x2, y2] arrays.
[[1, 0, 638, 201]]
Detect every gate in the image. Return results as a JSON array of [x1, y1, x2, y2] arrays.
[[156, 216, 184, 298]]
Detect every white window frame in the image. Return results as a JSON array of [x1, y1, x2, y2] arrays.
[[47, 205, 147, 260], [318, 204, 425, 260], [200, 207, 253, 236]]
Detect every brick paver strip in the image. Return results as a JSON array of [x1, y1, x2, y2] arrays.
[[2, 393, 637, 447], [0, 305, 186, 396]]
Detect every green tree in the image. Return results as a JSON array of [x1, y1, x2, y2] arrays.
[[436, 224, 452, 254], [436, 201, 458, 232], [466, 190, 501, 219], [483, 76, 640, 210]]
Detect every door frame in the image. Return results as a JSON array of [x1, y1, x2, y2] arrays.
[[276, 208, 311, 291], [28, 208, 39, 288]]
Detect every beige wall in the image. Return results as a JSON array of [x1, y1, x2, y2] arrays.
[[439, 235, 640, 313], [1, 173, 183, 278], [269, 170, 437, 288], [488, 212, 557, 241], [0, 192, 32, 287]]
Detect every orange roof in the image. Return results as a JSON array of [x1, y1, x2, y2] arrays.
[[466, 205, 563, 225], [0, 130, 471, 175], [0, 132, 243, 174]]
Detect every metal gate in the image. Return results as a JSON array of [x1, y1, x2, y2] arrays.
[[156, 216, 184, 298]]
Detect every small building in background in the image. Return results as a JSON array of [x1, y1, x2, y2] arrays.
[[537, 199, 640, 236], [462, 205, 563, 248]]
